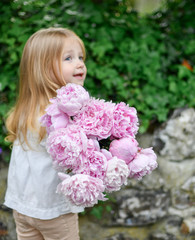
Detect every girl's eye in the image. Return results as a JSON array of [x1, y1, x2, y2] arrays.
[[64, 56, 71, 61], [79, 56, 84, 61]]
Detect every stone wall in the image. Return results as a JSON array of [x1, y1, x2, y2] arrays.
[[0, 108, 194, 240]]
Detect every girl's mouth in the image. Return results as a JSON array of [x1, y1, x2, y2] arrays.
[[73, 73, 83, 79]]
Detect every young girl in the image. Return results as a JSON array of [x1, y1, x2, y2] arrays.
[[4, 27, 87, 240]]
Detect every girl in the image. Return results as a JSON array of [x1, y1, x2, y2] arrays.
[[4, 27, 87, 240]]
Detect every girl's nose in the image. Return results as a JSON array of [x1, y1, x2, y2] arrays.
[[76, 59, 85, 68]]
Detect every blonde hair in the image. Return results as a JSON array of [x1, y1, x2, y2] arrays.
[[5, 27, 86, 146]]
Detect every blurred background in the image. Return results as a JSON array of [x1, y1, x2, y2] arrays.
[[0, 0, 194, 239]]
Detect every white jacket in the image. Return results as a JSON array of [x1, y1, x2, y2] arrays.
[[4, 132, 83, 219]]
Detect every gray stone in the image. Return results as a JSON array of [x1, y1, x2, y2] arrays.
[[164, 215, 183, 238], [149, 232, 178, 240], [181, 217, 195, 235], [165, 215, 183, 227], [0, 164, 17, 240], [110, 189, 170, 226], [168, 206, 195, 218], [172, 189, 191, 210], [153, 108, 195, 161], [157, 156, 195, 189], [118, 209, 128, 219], [127, 170, 165, 190], [136, 133, 153, 149], [105, 233, 137, 240], [181, 176, 195, 194]]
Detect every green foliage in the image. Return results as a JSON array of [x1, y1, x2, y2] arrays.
[[0, 0, 195, 157], [80, 198, 113, 220], [89, 204, 112, 220]]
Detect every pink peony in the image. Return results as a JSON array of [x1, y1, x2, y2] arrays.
[[128, 147, 158, 180], [42, 83, 159, 208], [76, 150, 108, 180], [89, 138, 100, 152], [112, 102, 139, 138], [57, 173, 107, 207], [101, 149, 112, 161], [109, 137, 139, 164], [40, 113, 52, 133], [56, 83, 90, 116], [73, 98, 115, 140], [46, 98, 61, 116], [46, 126, 88, 171], [104, 157, 130, 192], [40, 99, 69, 134]]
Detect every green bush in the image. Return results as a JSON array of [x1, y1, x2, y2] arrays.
[[0, 0, 194, 159]]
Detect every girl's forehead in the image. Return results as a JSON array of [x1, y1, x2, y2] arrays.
[[63, 37, 83, 51]]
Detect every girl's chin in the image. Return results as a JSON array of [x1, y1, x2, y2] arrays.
[[73, 79, 85, 86], [65, 77, 86, 86], [75, 81, 84, 86]]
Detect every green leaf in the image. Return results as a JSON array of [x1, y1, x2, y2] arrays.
[[169, 81, 177, 93], [178, 66, 192, 79], [90, 206, 103, 220]]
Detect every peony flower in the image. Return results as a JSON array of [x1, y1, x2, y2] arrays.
[[91, 138, 100, 152], [46, 98, 61, 116], [104, 157, 130, 192], [57, 173, 107, 207], [112, 102, 139, 139], [56, 83, 90, 116], [73, 98, 115, 140], [109, 137, 139, 164], [46, 126, 88, 171], [101, 149, 112, 161], [128, 147, 158, 180], [76, 150, 108, 180], [40, 113, 52, 133], [40, 99, 69, 134], [42, 83, 159, 210]]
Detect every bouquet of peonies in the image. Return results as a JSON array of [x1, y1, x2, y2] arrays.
[[40, 83, 157, 209]]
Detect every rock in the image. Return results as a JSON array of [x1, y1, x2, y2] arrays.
[[109, 189, 170, 226], [149, 232, 178, 240], [0, 221, 8, 238], [157, 157, 194, 189], [165, 215, 183, 227], [164, 215, 183, 237], [172, 189, 191, 210], [153, 108, 195, 161], [136, 133, 153, 149], [181, 217, 195, 235], [0, 164, 17, 240], [127, 170, 165, 190], [168, 206, 195, 218], [181, 176, 195, 194], [0, 207, 16, 240], [105, 233, 137, 240]]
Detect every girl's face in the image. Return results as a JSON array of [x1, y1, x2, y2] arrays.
[[61, 38, 87, 86]]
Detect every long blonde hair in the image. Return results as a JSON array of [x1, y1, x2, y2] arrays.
[[5, 27, 86, 146]]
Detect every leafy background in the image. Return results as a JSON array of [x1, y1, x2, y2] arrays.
[[0, 0, 194, 161]]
